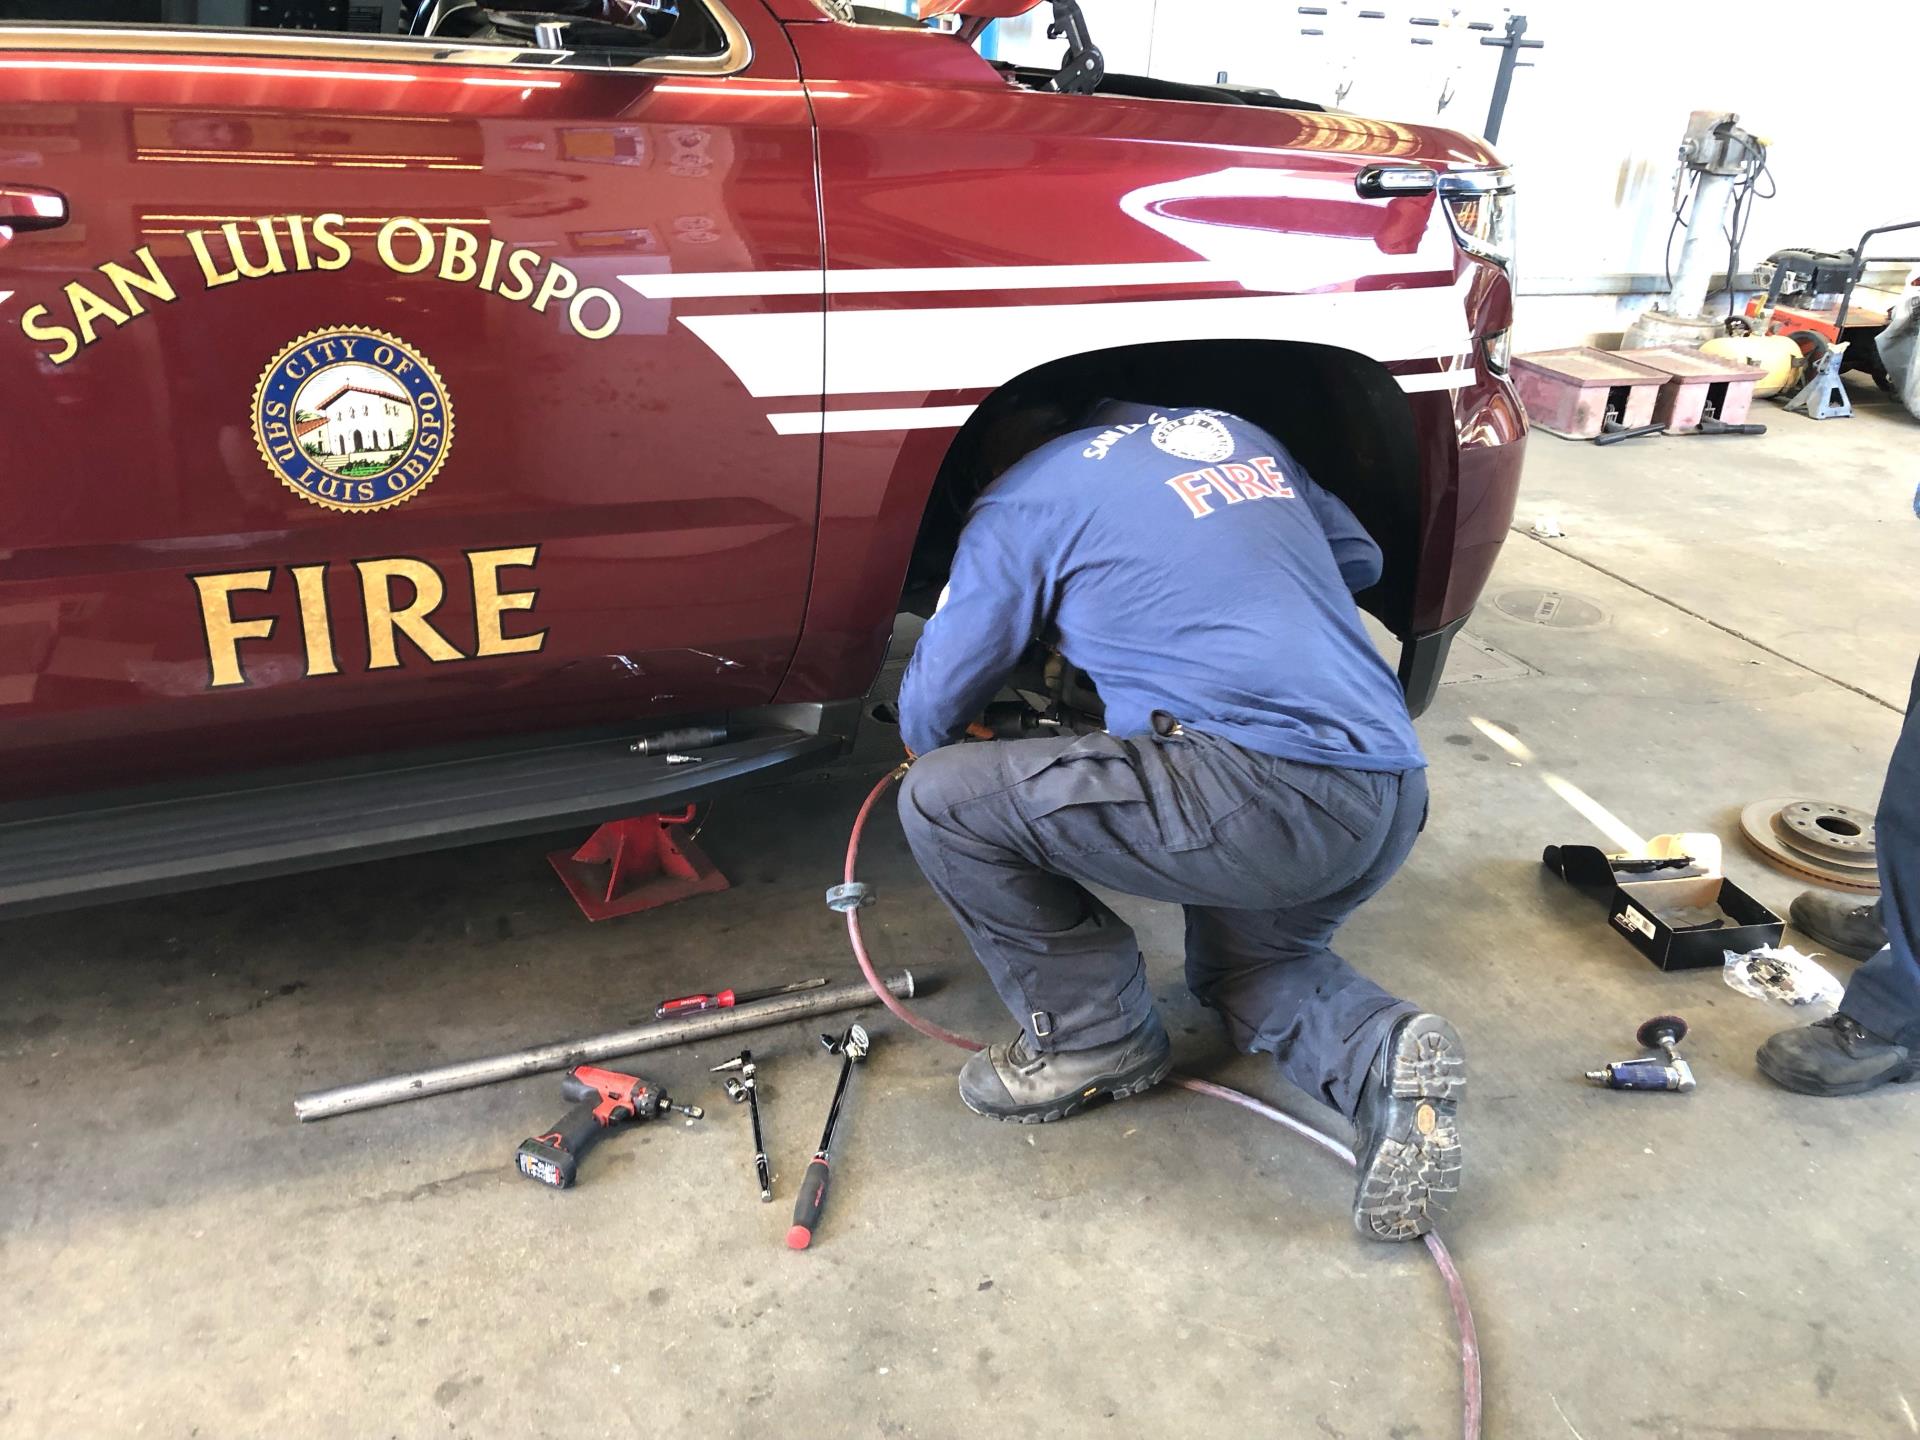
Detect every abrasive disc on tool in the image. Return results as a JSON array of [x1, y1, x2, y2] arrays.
[[1740, 797, 1882, 892]]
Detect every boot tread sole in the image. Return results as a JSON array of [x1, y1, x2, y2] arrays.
[[1354, 1014, 1465, 1242]]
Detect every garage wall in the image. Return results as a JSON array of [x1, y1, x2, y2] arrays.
[[894, 1, 1920, 347], [1489, 0, 1920, 346]]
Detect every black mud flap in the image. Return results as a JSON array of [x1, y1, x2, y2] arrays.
[[1397, 617, 1468, 718]]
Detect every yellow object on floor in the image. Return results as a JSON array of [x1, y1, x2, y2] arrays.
[[1700, 334, 1800, 397]]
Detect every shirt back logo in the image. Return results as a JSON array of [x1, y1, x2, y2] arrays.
[[1151, 413, 1235, 464]]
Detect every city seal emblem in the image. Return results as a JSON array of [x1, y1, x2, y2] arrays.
[[1151, 411, 1235, 464], [253, 327, 452, 512]]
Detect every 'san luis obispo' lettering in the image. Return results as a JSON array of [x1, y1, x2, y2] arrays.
[[22, 214, 622, 365]]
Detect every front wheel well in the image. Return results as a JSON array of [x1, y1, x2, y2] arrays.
[[901, 340, 1426, 636]]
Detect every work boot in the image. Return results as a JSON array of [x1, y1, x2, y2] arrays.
[[1350, 1013, 1465, 1242], [1789, 892, 1887, 962], [958, 1010, 1172, 1123], [1756, 1014, 1915, 1096]]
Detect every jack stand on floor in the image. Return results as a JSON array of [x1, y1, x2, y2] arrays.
[[548, 808, 729, 921], [1784, 343, 1853, 420]]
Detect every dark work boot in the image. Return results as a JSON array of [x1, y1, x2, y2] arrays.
[[1789, 893, 1888, 962], [1756, 1015, 1916, 1096], [1350, 1014, 1465, 1242], [958, 1010, 1172, 1123]]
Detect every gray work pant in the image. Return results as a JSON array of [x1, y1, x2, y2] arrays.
[[898, 728, 1429, 1118], [1838, 653, 1920, 1046]]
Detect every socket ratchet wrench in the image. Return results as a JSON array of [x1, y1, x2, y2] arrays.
[[789, 1024, 870, 1250], [712, 1049, 773, 1200]]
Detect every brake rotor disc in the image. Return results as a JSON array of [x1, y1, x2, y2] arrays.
[[1775, 800, 1877, 865], [1739, 797, 1881, 892]]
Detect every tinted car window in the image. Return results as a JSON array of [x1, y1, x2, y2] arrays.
[[0, 0, 730, 61]]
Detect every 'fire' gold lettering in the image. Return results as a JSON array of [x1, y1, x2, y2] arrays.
[[193, 570, 276, 688], [357, 557, 464, 669], [289, 563, 340, 678], [191, 550, 547, 689], [470, 547, 547, 658]]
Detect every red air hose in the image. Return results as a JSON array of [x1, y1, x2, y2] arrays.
[[842, 764, 1483, 1440]]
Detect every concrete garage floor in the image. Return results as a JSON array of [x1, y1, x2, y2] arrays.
[[4, 384, 1917, 1440]]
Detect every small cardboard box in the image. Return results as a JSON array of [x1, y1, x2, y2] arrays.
[[1543, 843, 1784, 971]]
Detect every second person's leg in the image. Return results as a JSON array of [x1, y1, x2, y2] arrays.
[[1760, 653, 1920, 1094]]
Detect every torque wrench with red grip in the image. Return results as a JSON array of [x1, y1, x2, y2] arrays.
[[788, 1024, 870, 1250], [655, 976, 827, 1018], [515, 1065, 701, 1189]]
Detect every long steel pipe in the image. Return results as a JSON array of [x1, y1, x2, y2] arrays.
[[294, 970, 916, 1121]]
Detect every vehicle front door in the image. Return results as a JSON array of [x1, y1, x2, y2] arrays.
[[0, 1, 823, 798]]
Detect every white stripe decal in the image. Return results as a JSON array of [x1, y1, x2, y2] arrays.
[[1387, 340, 1480, 363], [1396, 369, 1479, 393], [767, 405, 978, 436], [0, 290, 11, 309], [624, 270, 815, 299], [1120, 166, 1460, 294], [622, 261, 1235, 300], [822, 261, 1238, 293], [681, 283, 1474, 400]]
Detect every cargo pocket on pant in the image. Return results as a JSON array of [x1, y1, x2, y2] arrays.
[[1011, 732, 1205, 856]]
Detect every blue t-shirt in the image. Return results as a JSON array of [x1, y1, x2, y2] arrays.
[[896, 404, 1426, 773]]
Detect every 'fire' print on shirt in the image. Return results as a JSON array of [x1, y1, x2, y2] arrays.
[[1164, 457, 1298, 518]]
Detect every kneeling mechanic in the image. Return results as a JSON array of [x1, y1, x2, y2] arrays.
[[894, 398, 1463, 1241]]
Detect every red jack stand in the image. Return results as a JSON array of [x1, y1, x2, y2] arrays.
[[548, 807, 729, 921]]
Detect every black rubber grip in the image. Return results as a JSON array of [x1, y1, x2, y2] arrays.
[[549, 1100, 604, 1155], [559, 1072, 606, 1105], [787, 1157, 831, 1249]]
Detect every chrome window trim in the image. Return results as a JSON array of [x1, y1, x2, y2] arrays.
[[0, 3, 752, 77]]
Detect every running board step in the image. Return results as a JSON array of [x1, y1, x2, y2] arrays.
[[0, 728, 839, 919]]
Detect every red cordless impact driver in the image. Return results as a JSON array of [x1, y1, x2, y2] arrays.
[[516, 1065, 702, 1189]]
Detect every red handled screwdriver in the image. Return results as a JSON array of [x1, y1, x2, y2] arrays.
[[654, 976, 827, 1019]]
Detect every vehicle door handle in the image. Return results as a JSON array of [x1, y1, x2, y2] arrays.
[[0, 184, 69, 235]]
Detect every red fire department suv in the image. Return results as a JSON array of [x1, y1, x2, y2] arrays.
[[0, 0, 1524, 915]]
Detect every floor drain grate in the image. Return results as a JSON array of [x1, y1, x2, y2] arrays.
[[1439, 631, 1534, 687], [1490, 588, 1610, 631]]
